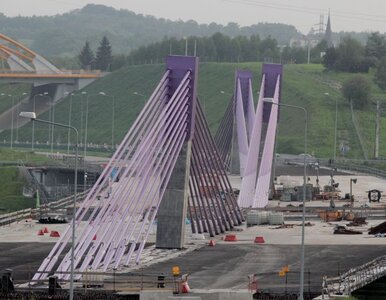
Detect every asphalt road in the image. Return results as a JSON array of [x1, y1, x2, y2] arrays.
[[136, 244, 386, 293], [2, 242, 385, 294]]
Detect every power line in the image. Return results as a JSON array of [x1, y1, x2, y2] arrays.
[[222, 0, 386, 24]]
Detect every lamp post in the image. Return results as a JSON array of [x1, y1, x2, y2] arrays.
[[64, 92, 75, 154], [324, 92, 337, 162], [20, 111, 78, 300], [8, 94, 14, 149], [32, 93, 43, 151], [15, 92, 27, 143], [44, 93, 56, 153], [263, 99, 308, 300], [133, 91, 145, 97], [83, 92, 103, 158], [99, 92, 115, 149]]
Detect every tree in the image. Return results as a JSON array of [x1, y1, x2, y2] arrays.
[[335, 36, 365, 72], [78, 41, 95, 70], [375, 57, 386, 90], [95, 36, 113, 71], [365, 32, 386, 61], [342, 75, 371, 109]]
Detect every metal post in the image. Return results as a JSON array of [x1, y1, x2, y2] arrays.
[[266, 101, 307, 300], [67, 94, 73, 154], [84, 95, 89, 158], [300, 106, 308, 300], [10, 95, 14, 149], [32, 94, 41, 151], [50, 98, 55, 153], [334, 96, 338, 162], [20, 113, 78, 300], [112, 96, 115, 149]]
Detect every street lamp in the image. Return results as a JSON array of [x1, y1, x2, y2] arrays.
[[324, 92, 337, 162], [8, 94, 14, 149], [99, 92, 115, 149], [64, 92, 75, 154], [263, 98, 308, 300], [133, 91, 145, 97], [32, 93, 44, 151], [20, 111, 78, 300], [83, 92, 103, 158], [15, 92, 28, 143], [44, 92, 57, 153]]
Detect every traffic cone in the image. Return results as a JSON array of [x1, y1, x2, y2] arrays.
[[92, 234, 97, 241], [208, 240, 216, 247], [50, 231, 60, 237], [254, 236, 265, 244], [43, 227, 49, 234], [37, 229, 44, 236]]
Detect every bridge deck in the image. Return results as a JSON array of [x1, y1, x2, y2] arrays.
[[0, 72, 100, 79]]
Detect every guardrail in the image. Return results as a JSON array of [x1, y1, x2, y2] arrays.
[[322, 255, 386, 297], [0, 190, 89, 227]]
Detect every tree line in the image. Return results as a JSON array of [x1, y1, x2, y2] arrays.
[[125, 32, 327, 65]]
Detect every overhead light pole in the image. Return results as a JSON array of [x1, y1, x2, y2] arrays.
[[32, 93, 43, 151], [263, 98, 308, 300], [15, 92, 28, 143], [20, 111, 78, 300], [324, 92, 337, 162], [64, 92, 75, 154], [133, 91, 145, 97], [83, 92, 103, 158], [8, 94, 14, 149], [99, 92, 115, 149]]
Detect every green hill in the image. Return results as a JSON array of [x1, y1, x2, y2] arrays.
[[1, 62, 386, 161]]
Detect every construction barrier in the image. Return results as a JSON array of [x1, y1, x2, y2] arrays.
[[224, 234, 237, 242]]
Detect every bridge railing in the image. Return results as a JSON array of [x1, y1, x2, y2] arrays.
[[322, 255, 386, 297], [0, 68, 101, 75]]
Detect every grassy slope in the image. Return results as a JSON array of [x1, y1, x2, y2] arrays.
[[0, 83, 31, 112], [1, 62, 385, 160], [0, 148, 58, 213]]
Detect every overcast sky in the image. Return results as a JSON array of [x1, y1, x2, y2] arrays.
[[3, 0, 386, 34]]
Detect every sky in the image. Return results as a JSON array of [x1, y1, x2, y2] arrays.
[[3, 0, 386, 34]]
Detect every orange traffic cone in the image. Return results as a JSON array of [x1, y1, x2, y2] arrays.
[[208, 240, 216, 247], [37, 229, 44, 236], [50, 231, 60, 237], [92, 234, 97, 241], [43, 227, 49, 234]]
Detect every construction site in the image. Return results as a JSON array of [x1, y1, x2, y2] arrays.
[[0, 35, 386, 299]]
